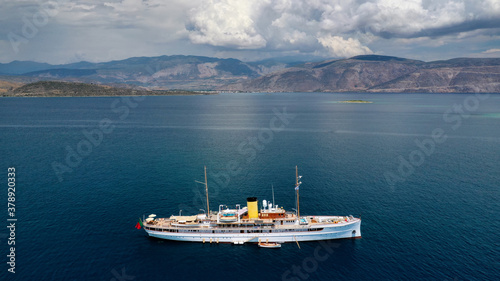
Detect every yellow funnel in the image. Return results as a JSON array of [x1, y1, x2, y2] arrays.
[[247, 197, 258, 219]]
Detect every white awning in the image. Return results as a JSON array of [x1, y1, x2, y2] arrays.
[[169, 215, 198, 222]]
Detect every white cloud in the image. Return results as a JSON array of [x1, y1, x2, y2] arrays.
[[187, 0, 267, 49], [282, 30, 307, 44], [317, 35, 373, 57], [103, 0, 143, 12], [185, 0, 500, 59], [483, 49, 500, 54]]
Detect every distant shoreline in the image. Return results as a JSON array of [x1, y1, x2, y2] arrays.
[[0, 80, 218, 97], [337, 100, 373, 103], [1, 93, 217, 98]]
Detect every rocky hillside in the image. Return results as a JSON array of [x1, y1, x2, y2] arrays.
[[221, 56, 500, 93], [0, 80, 23, 94], [0, 55, 292, 90], [2, 81, 205, 97], [371, 58, 500, 93]]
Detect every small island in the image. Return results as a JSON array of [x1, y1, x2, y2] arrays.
[[338, 100, 373, 103]]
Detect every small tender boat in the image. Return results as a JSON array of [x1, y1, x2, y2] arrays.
[[258, 242, 281, 248]]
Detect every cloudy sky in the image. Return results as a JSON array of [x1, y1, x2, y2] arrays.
[[1, 0, 500, 64]]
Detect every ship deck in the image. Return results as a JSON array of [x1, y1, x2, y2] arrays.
[[143, 214, 358, 232]]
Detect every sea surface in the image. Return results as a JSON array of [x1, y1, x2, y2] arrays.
[[0, 93, 499, 281]]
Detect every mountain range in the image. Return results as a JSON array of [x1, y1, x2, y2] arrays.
[[222, 55, 500, 93], [0, 55, 297, 91], [1, 55, 499, 93]]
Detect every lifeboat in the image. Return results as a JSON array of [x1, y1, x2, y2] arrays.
[[258, 242, 281, 248]]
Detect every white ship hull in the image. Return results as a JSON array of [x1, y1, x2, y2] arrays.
[[144, 218, 361, 243]]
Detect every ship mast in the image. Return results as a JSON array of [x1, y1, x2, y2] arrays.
[[295, 166, 302, 219], [205, 166, 209, 216], [272, 184, 275, 207], [195, 166, 210, 216]]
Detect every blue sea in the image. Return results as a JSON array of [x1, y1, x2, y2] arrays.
[[0, 93, 499, 281]]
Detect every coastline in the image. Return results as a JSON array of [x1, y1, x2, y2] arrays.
[[1, 92, 218, 98], [0, 80, 218, 97]]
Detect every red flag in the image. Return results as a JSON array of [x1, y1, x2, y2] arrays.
[[135, 222, 141, 229]]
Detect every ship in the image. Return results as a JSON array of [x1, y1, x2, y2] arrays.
[[141, 166, 361, 244]]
